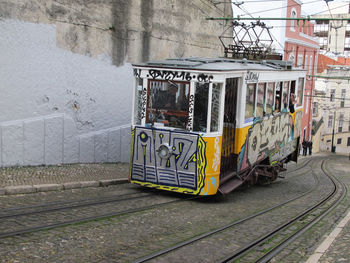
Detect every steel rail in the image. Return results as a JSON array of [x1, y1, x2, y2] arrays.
[[221, 159, 345, 263], [131, 161, 317, 263], [254, 159, 347, 263], [0, 195, 201, 239], [0, 157, 313, 241], [0, 192, 155, 219]]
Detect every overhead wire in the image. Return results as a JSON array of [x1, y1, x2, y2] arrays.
[[231, 0, 286, 50]]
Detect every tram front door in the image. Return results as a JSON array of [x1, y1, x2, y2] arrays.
[[220, 78, 238, 178]]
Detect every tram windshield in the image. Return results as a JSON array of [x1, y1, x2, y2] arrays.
[[146, 80, 189, 129]]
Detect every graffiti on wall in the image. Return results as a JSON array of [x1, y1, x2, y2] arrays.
[[130, 127, 206, 194], [239, 111, 302, 171]]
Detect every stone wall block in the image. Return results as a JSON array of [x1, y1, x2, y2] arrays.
[[1, 122, 24, 166], [120, 126, 131, 163], [63, 117, 79, 164], [44, 115, 63, 165], [107, 128, 121, 162], [24, 118, 44, 165], [94, 132, 108, 163], [79, 135, 94, 163]]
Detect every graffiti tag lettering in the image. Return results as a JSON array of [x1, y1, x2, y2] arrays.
[[245, 71, 259, 83], [147, 70, 214, 83], [239, 111, 302, 170], [186, 94, 195, 131]]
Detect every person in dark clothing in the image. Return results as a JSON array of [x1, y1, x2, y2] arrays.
[[308, 140, 313, 155], [289, 93, 297, 113], [302, 140, 307, 156]]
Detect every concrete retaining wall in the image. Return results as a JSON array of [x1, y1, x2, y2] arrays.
[[0, 0, 232, 167]]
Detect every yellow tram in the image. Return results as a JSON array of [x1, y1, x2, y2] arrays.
[[130, 58, 305, 195]]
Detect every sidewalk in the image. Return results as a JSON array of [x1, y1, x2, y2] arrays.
[[0, 163, 129, 195]]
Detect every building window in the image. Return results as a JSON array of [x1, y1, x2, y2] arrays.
[[338, 113, 344, 132], [289, 53, 295, 65], [345, 38, 350, 51], [290, 9, 297, 31], [309, 56, 313, 74], [337, 138, 342, 144], [328, 115, 333, 128], [318, 37, 328, 49], [313, 102, 318, 116], [330, 89, 335, 102], [347, 137, 350, 146], [297, 54, 303, 68], [341, 89, 346, 107], [305, 55, 308, 70]]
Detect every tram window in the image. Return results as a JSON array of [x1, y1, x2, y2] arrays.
[[134, 78, 143, 125], [289, 80, 297, 113], [210, 83, 222, 132], [282, 81, 290, 110], [245, 83, 256, 121], [256, 83, 266, 118], [274, 82, 282, 113], [146, 80, 189, 129], [193, 83, 209, 132], [266, 82, 275, 115], [297, 78, 304, 107]]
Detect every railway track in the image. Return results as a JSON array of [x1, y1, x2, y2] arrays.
[[131, 157, 344, 263], [222, 159, 346, 263], [0, 157, 313, 240], [0, 190, 200, 239]]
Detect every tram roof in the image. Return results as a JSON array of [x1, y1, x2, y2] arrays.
[[133, 57, 302, 72]]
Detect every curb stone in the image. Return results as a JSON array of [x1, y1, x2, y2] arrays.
[[34, 184, 63, 192], [0, 178, 129, 196], [5, 185, 36, 195], [99, 178, 129, 186]]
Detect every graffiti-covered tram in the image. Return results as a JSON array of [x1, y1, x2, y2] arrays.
[[130, 58, 305, 195]]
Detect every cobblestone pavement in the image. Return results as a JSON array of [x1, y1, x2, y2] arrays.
[[0, 153, 349, 263], [0, 163, 129, 195], [271, 154, 350, 263], [316, 156, 350, 263]]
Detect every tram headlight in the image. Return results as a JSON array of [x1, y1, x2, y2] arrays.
[[157, 144, 172, 159]]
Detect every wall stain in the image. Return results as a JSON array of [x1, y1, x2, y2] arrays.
[[140, 0, 153, 62], [111, 0, 130, 66]]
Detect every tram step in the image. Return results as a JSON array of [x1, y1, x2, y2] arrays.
[[218, 177, 243, 195]]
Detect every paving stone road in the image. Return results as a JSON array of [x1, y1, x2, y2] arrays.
[[0, 153, 349, 262]]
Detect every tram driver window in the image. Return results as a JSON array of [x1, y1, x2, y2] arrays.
[[146, 80, 189, 129], [134, 78, 143, 125], [193, 83, 209, 132], [289, 80, 297, 113], [283, 81, 290, 111], [266, 82, 275, 115], [245, 83, 256, 122], [256, 83, 266, 118], [210, 83, 222, 132], [274, 82, 282, 113]]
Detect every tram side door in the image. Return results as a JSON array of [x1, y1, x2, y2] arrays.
[[220, 78, 238, 178]]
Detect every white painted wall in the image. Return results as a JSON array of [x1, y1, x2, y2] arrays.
[[0, 19, 132, 166]]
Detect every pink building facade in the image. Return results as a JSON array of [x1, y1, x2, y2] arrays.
[[283, 0, 320, 142]]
